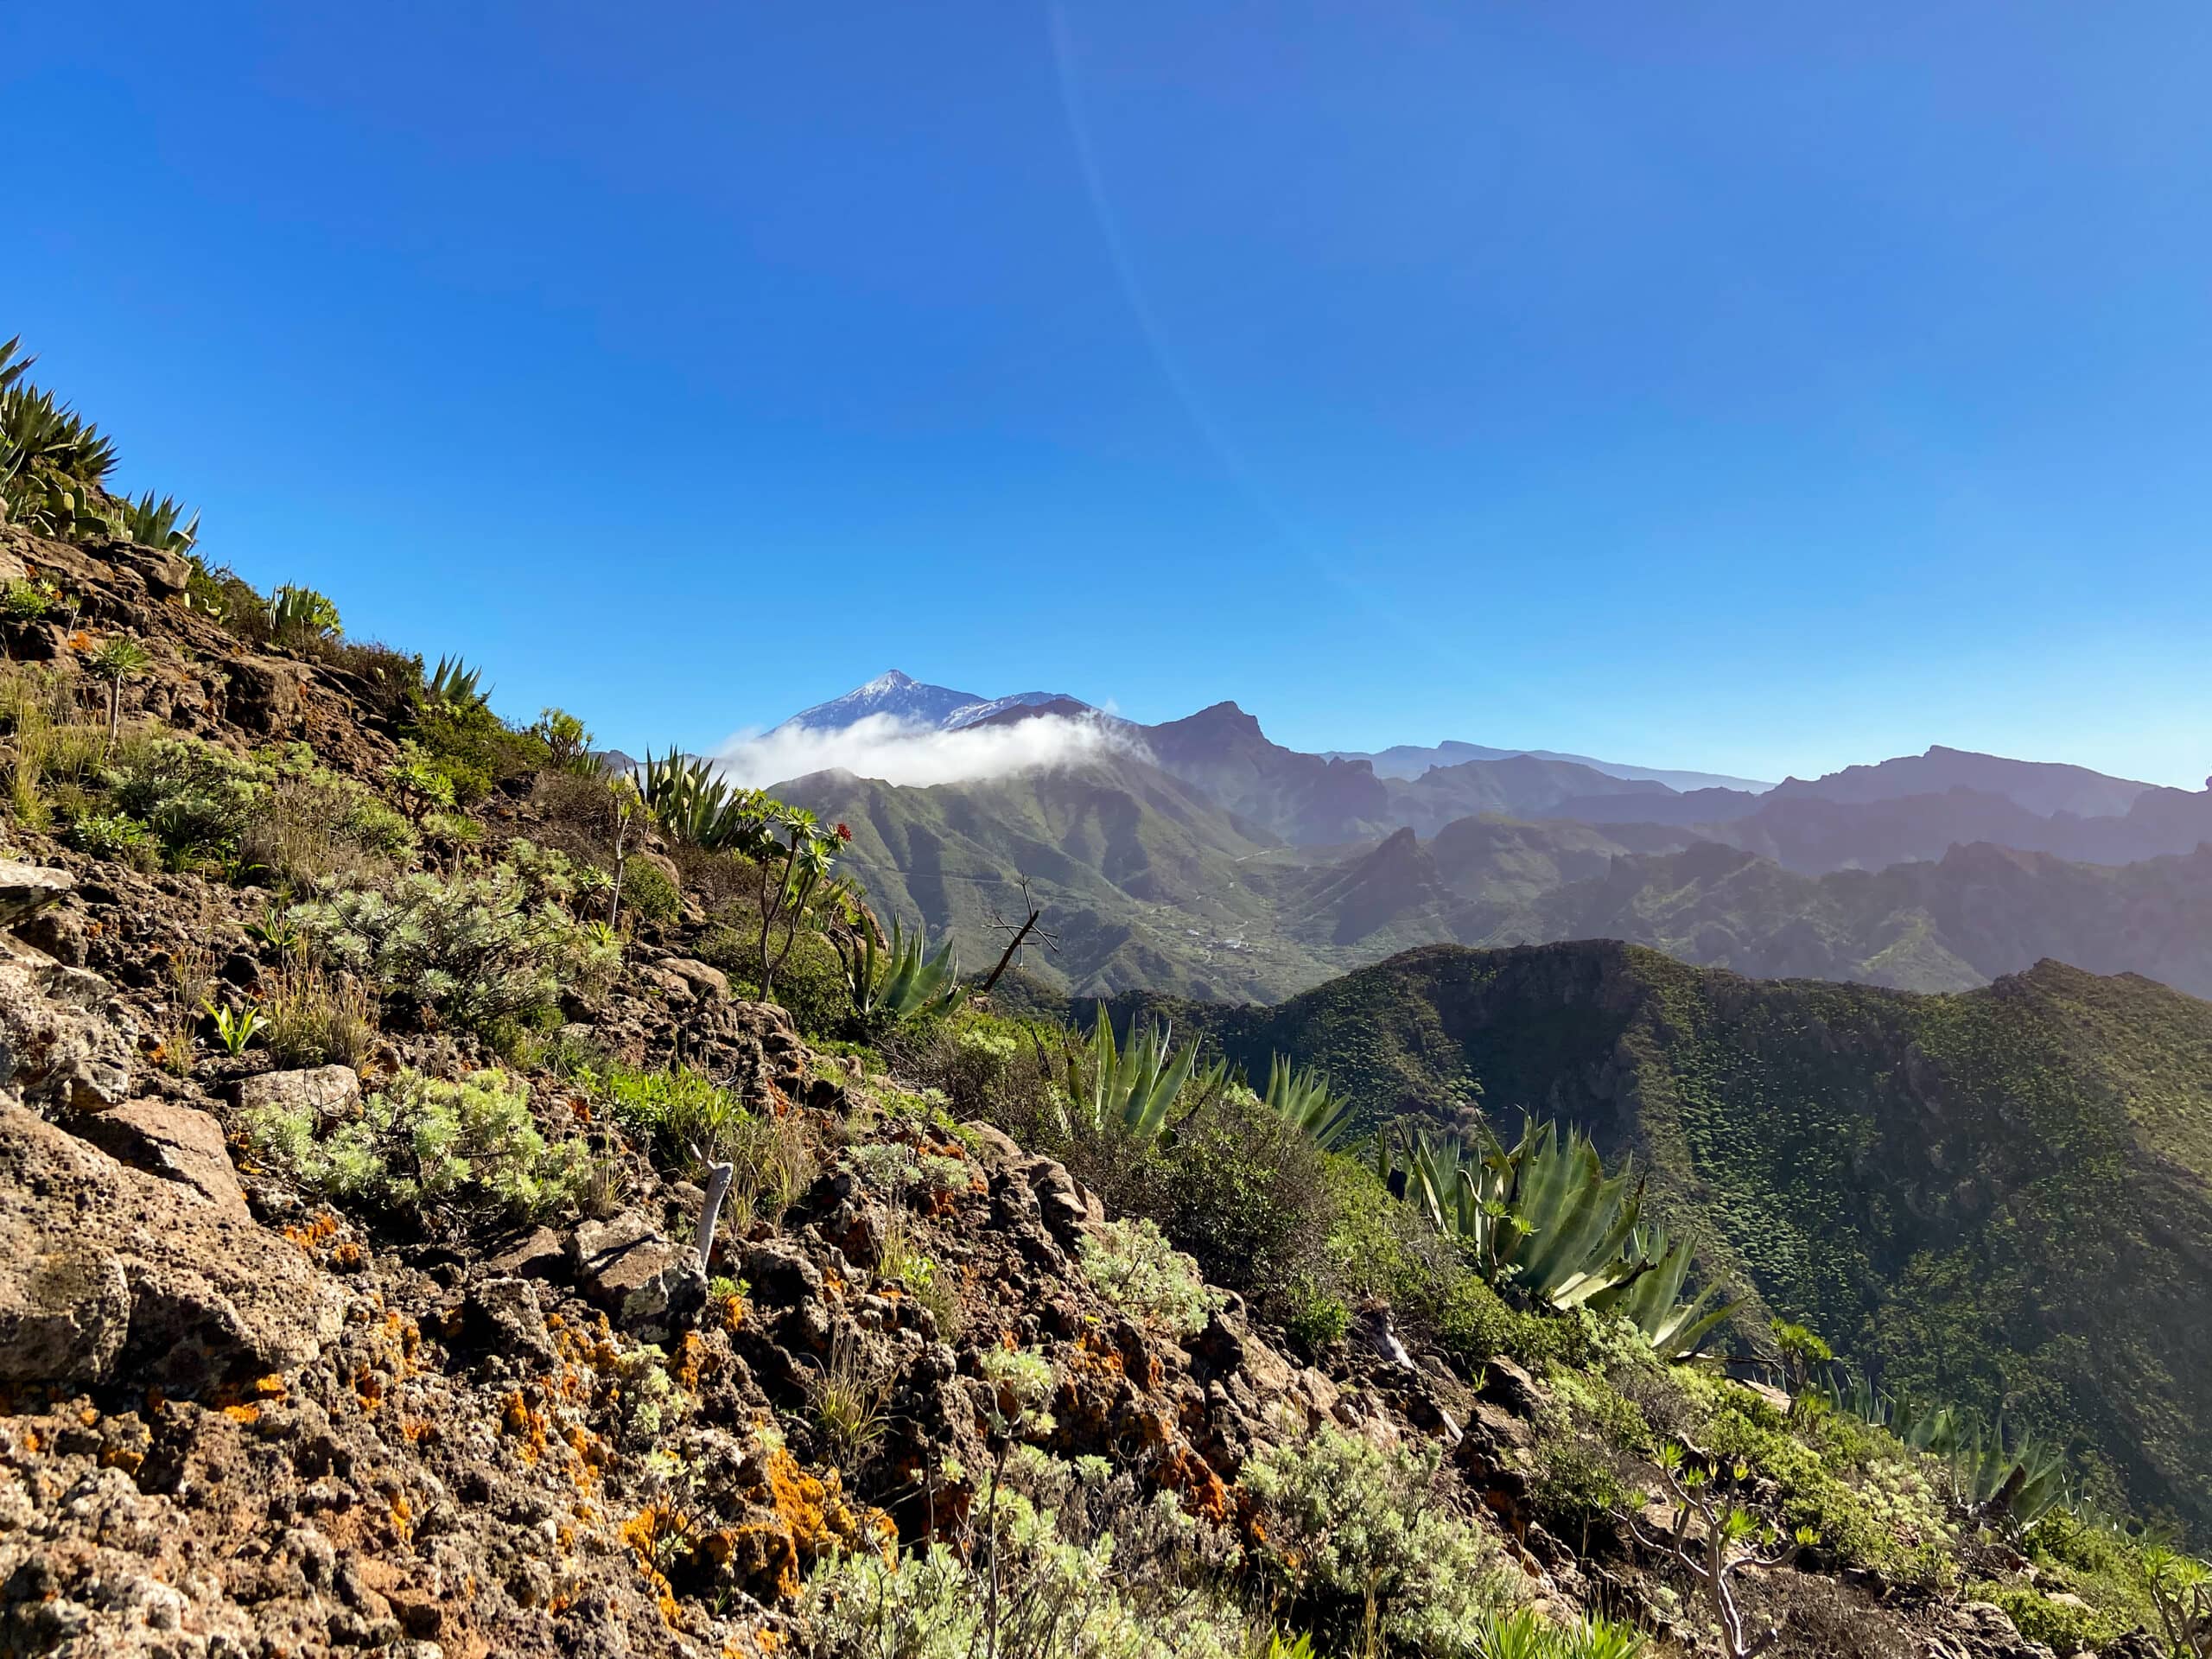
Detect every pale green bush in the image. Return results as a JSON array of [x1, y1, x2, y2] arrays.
[[290, 842, 618, 1035], [241, 1065, 590, 1222], [1078, 1217, 1222, 1337], [1242, 1427, 1517, 1657]]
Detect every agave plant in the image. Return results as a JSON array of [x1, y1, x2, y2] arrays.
[[114, 491, 200, 553], [639, 748, 776, 855], [267, 584, 341, 640], [1386, 1117, 1741, 1359], [1057, 1008, 1202, 1148], [1262, 1054, 1357, 1150], [0, 336, 33, 394], [845, 915, 961, 1033], [0, 385, 117, 483], [424, 653, 488, 712]]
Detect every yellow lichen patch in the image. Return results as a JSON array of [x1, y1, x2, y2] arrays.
[[353, 1365, 385, 1414], [717, 1294, 747, 1333], [387, 1492, 414, 1543], [251, 1374, 289, 1399], [222, 1404, 260, 1425], [500, 1389, 550, 1465], [672, 1332, 708, 1394], [99, 1446, 144, 1475], [619, 1503, 688, 1624], [563, 1423, 610, 1486], [283, 1212, 340, 1251], [399, 1415, 437, 1446]]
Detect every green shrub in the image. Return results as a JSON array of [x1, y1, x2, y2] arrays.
[[617, 855, 680, 923], [267, 584, 341, 642], [102, 733, 267, 869], [1078, 1217, 1221, 1337], [1241, 1426, 1516, 1656], [1145, 1086, 1336, 1326], [1974, 1583, 2120, 1653], [289, 845, 619, 1036], [241, 1066, 590, 1223], [407, 696, 549, 804], [704, 922, 849, 1036], [798, 1495, 1260, 1659], [0, 579, 60, 622], [68, 810, 159, 869]]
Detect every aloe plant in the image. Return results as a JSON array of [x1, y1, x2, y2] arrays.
[[87, 636, 151, 748], [1057, 1009, 1202, 1147], [845, 915, 961, 1033], [1262, 1054, 1357, 1150]]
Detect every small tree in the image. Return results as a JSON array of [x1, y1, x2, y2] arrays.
[[86, 636, 150, 751], [1625, 1444, 1815, 1659]]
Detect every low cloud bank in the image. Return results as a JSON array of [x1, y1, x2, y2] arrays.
[[709, 711, 1134, 790]]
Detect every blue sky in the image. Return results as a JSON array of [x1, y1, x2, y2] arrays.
[[5, 2, 2209, 786]]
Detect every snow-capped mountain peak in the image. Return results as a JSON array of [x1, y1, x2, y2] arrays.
[[772, 672, 1088, 734]]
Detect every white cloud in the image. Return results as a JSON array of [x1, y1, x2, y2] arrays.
[[709, 711, 1135, 790]]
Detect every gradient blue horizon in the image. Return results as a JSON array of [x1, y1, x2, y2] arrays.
[[4, 3, 2209, 787]]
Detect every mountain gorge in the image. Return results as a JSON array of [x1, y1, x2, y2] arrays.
[[768, 674, 2212, 1003]]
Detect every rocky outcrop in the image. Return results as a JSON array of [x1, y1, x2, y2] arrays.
[[0, 1104, 345, 1389]]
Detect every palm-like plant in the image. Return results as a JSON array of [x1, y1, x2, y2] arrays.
[[1262, 1054, 1357, 1149], [115, 491, 200, 553], [86, 636, 151, 748], [2145, 1546, 2211, 1658], [844, 915, 961, 1033], [1057, 1008, 1202, 1147]]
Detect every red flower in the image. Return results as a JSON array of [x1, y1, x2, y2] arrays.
[[835, 822, 853, 842]]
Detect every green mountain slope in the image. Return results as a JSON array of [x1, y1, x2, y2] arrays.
[[1100, 943, 2212, 1529], [778, 755, 1345, 1000]]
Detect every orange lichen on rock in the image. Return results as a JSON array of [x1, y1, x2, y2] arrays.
[[619, 1503, 687, 1623], [500, 1389, 550, 1465], [1156, 1444, 1230, 1522]]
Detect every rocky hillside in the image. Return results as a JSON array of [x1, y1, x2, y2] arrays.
[[2, 345, 2202, 1659]]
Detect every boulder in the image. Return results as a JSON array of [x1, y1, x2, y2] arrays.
[[0, 954, 134, 1113], [236, 1064, 360, 1127], [659, 957, 729, 1000], [574, 1210, 704, 1337], [486, 1224, 569, 1281], [74, 1101, 246, 1212], [0, 1104, 345, 1389], [0, 857, 73, 929], [461, 1277, 556, 1366]]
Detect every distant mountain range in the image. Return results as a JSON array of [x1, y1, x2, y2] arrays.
[[762, 671, 2212, 1002]]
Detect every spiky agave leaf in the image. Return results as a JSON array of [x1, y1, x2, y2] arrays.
[[0, 336, 33, 394], [0, 385, 116, 483], [849, 915, 960, 1029], [425, 653, 488, 711], [1262, 1053, 1357, 1150], [116, 491, 200, 552]]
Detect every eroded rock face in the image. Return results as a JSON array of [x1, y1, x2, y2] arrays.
[[0, 1105, 345, 1390], [0, 953, 135, 1114]]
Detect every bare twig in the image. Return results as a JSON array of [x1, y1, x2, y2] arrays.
[[980, 874, 1058, 995]]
